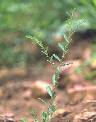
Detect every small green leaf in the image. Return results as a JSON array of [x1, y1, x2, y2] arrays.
[[31, 109, 39, 122], [38, 98, 46, 104], [48, 105, 56, 114], [63, 33, 69, 43], [26, 35, 43, 48], [55, 69, 60, 79], [53, 54, 61, 62], [93, 0, 96, 7], [52, 74, 57, 85], [58, 43, 64, 52], [46, 86, 53, 97], [45, 46, 48, 53], [26, 35, 33, 40], [42, 112, 47, 122], [52, 92, 56, 99], [20, 118, 28, 122], [50, 55, 54, 62]]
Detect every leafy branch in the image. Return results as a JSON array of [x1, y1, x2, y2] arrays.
[[25, 10, 83, 122]]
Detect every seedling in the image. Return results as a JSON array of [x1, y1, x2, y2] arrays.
[[25, 11, 82, 122]]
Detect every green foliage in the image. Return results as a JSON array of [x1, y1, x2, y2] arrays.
[[52, 69, 60, 86], [20, 117, 28, 122], [53, 54, 61, 62], [0, 0, 96, 36], [52, 74, 57, 86], [58, 43, 65, 52], [0, 42, 28, 67], [0, 0, 96, 67], [46, 86, 53, 98], [31, 109, 39, 122], [27, 11, 81, 121], [42, 112, 47, 122]]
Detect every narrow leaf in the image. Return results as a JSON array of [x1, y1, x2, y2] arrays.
[[53, 54, 61, 62], [48, 105, 56, 114], [50, 55, 54, 62], [63, 33, 69, 43], [20, 118, 28, 122], [52, 74, 57, 85], [38, 98, 46, 104], [26, 35, 43, 48], [58, 43, 64, 51], [46, 86, 53, 97], [26, 35, 33, 40], [55, 70, 60, 80], [42, 112, 47, 122]]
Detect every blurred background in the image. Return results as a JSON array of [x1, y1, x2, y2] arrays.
[[0, 0, 96, 68], [0, 0, 96, 121]]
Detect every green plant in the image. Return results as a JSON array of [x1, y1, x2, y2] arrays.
[[20, 118, 28, 122], [26, 34, 71, 122], [27, 15, 79, 122], [25, 11, 82, 122]]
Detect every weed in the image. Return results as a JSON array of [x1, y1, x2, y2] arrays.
[[24, 11, 81, 122]]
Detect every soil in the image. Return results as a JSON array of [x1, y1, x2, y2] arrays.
[[50, 101, 96, 122]]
